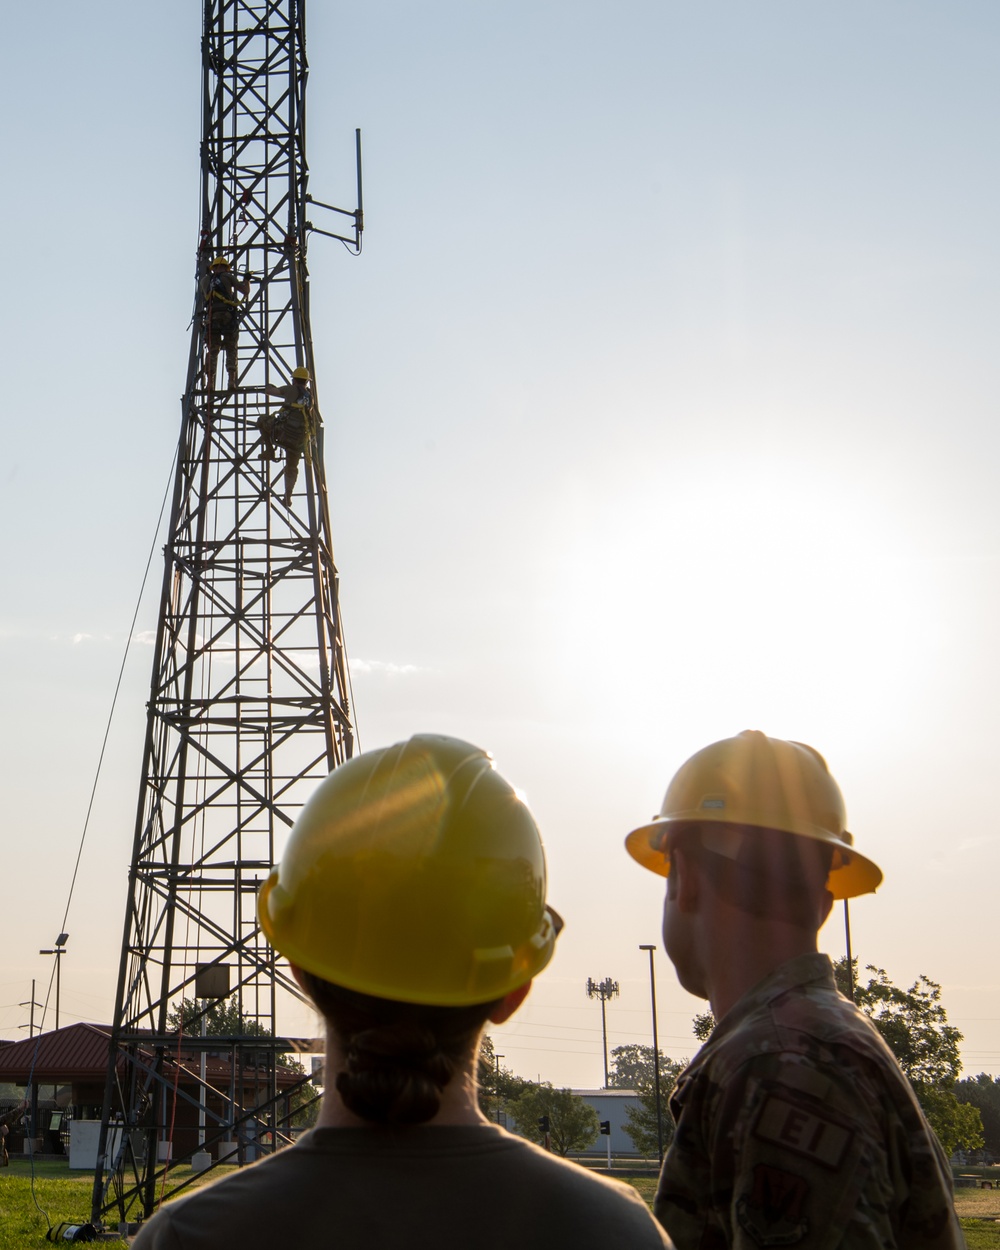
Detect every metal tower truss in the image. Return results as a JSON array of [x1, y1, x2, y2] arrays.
[[92, 0, 361, 1228]]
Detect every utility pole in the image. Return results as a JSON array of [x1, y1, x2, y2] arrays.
[[639, 944, 664, 1164], [91, 0, 362, 1229], [19, 980, 42, 1038], [586, 976, 620, 1088]]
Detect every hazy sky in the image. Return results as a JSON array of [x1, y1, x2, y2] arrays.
[[2, 1, 999, 1090]]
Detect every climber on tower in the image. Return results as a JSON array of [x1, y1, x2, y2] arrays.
[[257, 366, 314, 507], [200, 255, 251, 391]]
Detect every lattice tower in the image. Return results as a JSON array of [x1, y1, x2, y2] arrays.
[[92, 0, 361, 1225]]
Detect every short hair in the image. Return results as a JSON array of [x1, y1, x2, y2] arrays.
[[666, 822, 833, 929], [297, 970, 500, 1125]]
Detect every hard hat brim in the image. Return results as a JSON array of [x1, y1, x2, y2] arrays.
[[625, 818, 883, 900]]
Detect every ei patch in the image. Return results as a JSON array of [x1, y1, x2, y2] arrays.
[[752, 1094, 853, 1170]]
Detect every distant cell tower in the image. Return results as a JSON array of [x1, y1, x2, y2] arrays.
[[586, 976, 620, 1088], [92, 0, 361, 1227]]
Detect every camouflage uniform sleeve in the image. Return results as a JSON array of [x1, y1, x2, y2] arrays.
[[711, 1054, 895, 1250], [717, 1052, 963, 1250]]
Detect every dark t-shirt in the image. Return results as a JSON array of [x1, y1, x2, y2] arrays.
[[132, 1122, 671, 1249]]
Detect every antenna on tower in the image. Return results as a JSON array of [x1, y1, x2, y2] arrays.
[[586, 976, 620, 1089], [306, 128, 364, 251]]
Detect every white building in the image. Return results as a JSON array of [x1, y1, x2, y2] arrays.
[[572, 1088, 645, 1158]]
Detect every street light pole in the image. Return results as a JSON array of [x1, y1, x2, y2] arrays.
[[39, 933, 69, 1031], [639, 944, 664, 1164], [843, 901, 856, 1003], [494, 1053, 505, 1124]]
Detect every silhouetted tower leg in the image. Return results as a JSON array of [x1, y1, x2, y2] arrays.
[[92, 0, 361, 1228]]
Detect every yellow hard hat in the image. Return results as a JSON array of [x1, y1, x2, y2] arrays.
[[259, 734, 561, 1005], [625, 731, 882, 899], [292, 366, 310, 381], [210, 256, 230, 268]]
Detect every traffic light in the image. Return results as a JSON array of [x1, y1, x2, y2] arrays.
[[538, 1115, 550, 1134], [599, 1120, 611, 1135]]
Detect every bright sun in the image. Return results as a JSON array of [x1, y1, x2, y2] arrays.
[[534, 453, 941, 742]]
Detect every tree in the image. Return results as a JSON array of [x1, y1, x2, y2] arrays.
[[167, 995, 271, 1041], [508, 1084, 600, 1156], [607, 1043, 667, 1090], [955, 1074, 1000, 1158], [832, 959, 983, 1156], [608, 1044, 684, 1158], [692, 1011, 715, 1042], [917, 1086, 984, 1159], [477, 1034, 530, 1121], [838, 963, 962, 1086], [167, 995, 319, 1128]]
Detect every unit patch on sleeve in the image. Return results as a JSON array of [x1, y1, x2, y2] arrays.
[[735, 1163, 809, 1247], [752, 1095, 853, 1170]]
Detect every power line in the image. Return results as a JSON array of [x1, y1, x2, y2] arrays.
[[53, 451, 176, 944]]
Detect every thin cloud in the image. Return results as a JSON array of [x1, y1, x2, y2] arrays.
[[350, 657, 423, 677], [0, 628, 116, 647]]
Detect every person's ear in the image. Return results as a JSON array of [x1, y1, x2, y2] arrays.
[[673, 846, 701, 913], [488, 980, 532, 1025]]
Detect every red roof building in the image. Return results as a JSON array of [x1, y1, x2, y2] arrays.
[[0, 1023, 311, 1161]]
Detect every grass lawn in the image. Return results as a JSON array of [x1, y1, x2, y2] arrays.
[[0, 1159, 232, 1248], [965, 1223, 1000, 1250], [955, 1168, 1000, 1249], [0, 1160, 126, 1248]]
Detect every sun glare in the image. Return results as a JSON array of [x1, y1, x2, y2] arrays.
[[536, 456, 940, 739]]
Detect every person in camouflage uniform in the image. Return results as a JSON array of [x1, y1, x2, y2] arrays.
[[257, 367, 314, 507], [625, 730, 963, 1250]]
